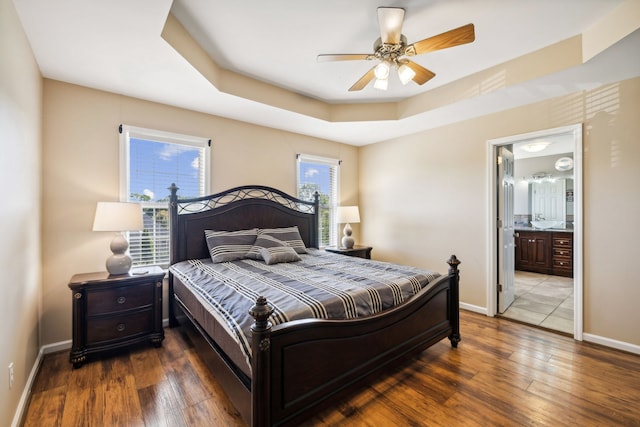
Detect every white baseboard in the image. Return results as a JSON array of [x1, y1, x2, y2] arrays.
[[42, 339, 72, 354], [10, 348, 44, 427], [460, 302, 487, 315], [459, 304, 640, 355], [583, 333, 640, 355], [12, 341, 72, 425]]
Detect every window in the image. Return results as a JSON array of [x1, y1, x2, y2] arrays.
[[120, 125, 210, 267], [296, 154, 339, 247]]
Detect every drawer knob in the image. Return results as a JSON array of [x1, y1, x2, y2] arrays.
[[116, 323, 126, 332], [117, 296, 126, 304]]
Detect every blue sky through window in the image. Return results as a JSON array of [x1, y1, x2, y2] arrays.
[[129, 138, 202, 202], [299, 161, 331, 195]]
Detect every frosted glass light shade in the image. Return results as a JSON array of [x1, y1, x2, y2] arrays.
[[373, 77, 388, 91], [522, 141, 550, 153], [398, 63, 416, 85], [374, 61, 390, 79]]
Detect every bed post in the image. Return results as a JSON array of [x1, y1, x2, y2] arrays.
[[249, 296, 274, 427], [447, 255, 461, 348], [312, 191, 320, 248], [168, 183, 179, 327]]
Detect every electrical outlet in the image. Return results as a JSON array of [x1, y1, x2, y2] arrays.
[[8, 363, 14, 389]]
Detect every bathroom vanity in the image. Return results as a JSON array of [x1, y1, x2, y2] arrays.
[[514, 229, 573, 277]]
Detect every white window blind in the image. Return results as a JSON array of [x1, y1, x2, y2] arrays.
[[120, 125, 210, 267], [296, 154, 340, 247]]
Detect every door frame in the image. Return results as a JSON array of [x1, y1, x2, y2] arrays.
[[486, 124, 583, 340]]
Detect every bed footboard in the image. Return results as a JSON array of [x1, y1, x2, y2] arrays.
[[250, 255, 461, 427]]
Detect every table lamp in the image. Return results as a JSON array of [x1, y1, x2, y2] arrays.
[[336, 206, 360, 249], [93, 202, 143, 275]]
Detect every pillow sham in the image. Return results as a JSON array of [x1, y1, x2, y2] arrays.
[[259, 226, 308, 254], [204, 228, 258, 263], [260, 246, 301, 265]]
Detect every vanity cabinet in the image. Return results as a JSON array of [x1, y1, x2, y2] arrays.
[[552, 232, 573, 277], [515, 231, 552, 274], [515, 230, 573, 277]]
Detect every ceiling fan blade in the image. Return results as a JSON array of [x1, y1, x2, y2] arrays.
[[405, 60, 436, 85], [405, 23, 475, 56], [348, 67, 377, 91], [317, 54, 372, 62], [377, 7, 405, 44]]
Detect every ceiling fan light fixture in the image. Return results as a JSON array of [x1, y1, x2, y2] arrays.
[[374, 61, 390, 79], [373, 76, 388, 91], [397, 63, 416, 85]]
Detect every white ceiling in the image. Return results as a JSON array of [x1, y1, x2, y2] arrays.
[[13, 0, 640, 146]]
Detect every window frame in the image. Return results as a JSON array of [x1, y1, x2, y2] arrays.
[[119, 124, 211, 268], [296, 154, 340, 248]]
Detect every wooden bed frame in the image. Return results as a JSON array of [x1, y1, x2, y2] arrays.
[[167, 184, 461, 427]]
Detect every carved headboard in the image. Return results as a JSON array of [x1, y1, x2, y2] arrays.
[[168, 184, 319, 264]]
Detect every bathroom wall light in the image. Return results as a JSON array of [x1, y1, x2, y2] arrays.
[[555, 157, 574, 171]]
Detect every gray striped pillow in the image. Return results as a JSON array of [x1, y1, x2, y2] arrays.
[[260, 246, 301, 265], [259, 226, 307, 254], [246, 227, 307, 260], [205, 228, 258, 263]]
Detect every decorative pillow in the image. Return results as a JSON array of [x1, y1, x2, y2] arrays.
[[246, 233, 290, 260], [259, 246, 301, 265], [259, 226, 308, 254], [204, 228, 258, 263]]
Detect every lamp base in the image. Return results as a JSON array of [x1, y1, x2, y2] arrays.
[[342, 223, 355, 249], [106, 233, 132, 275], [341, 235, 355, 250], [106, 254, 133, 275]]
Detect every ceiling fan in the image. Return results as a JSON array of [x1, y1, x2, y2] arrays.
[[317, 7, 475, 91]]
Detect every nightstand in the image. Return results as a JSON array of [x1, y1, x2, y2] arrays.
[[325, 245, 373, 259], [68, 266, 165, 368]]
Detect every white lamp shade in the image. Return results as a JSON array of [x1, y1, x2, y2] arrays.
[[93, 202, 143, 231], [336, 206, 360, 224]]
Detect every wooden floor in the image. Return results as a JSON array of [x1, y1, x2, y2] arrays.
[[23, 310, 640, 426]]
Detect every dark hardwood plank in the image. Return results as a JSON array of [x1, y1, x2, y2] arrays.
[[22, 311, 640, 426]]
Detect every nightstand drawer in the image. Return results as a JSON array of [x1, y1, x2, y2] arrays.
[[86, 283, 154, 315], [86, 309, 153, 344]]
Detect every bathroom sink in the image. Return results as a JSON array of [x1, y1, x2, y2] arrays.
[[530, 220, 564, 229]]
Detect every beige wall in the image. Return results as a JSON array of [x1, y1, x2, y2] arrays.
[[41, 80, 360, 345], [360, 77, 640, 346], [0, 0, 43, 424]]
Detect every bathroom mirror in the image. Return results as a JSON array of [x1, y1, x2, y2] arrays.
[[528, 178, 573, 228]]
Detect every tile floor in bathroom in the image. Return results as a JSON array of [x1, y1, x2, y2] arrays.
[[501, 270, 574, 334]]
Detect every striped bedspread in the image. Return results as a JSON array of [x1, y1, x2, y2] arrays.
[[169, 249, 440, 364]]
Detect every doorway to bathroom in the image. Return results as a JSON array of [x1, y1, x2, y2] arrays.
[[487, 124, 583, 339]]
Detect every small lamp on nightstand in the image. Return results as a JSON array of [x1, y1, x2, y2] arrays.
[[336, 206, 360, 249], [93, 202, 143, 275]]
